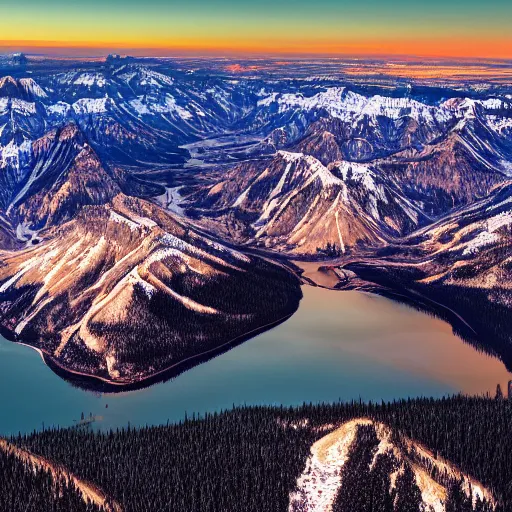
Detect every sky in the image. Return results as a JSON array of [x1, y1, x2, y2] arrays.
[[1, 0, 512, 59]]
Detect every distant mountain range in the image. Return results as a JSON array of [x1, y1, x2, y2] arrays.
[[0, 55, 511, 384]]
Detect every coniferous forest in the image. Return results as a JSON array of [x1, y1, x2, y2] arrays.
[[1, 395, 509, 512], [0, 445, 103, 512]]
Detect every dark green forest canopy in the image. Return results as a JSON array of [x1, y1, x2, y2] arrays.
[[0, 447, 104, 512], [8, 396, 512, 512]]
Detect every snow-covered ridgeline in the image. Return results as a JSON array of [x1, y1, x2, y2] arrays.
[[19, 78, 48, 98], [277, 151, 385, 200], [258, 87, 453, 123], [46, 101, 70, 116], [159, 232, 249, 270], [46, 97, 112, 116], [72, 97, 112, 115], [277, 150, 343, 188], [129, 94, 193, 120], [0, 97, 37, 115], [118, 67, 175, 88], [55, 72, 107, 88], [200, 236, 251, 264], [109, 211, 142, 232], [258, 87, 512, 127]]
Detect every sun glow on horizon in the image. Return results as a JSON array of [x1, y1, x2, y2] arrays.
[[1, 0, 512, 59]]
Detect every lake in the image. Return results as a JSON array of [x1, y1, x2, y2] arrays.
[[0, 285, 510, 436]]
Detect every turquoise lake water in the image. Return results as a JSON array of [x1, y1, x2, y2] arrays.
[[1, 286, 510, 436]]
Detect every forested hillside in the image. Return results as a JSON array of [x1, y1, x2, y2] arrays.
[[10, 396, 512, 512], [0, 443, 104, 512]]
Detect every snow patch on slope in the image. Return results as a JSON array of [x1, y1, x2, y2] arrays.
[[73, 97, 111, 115], [288, 419, 495, 512]]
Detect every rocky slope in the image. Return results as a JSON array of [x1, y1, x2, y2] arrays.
[[188, 150, 427, 255], [7, 124, 120, 228], [378, 97, 512, 216]]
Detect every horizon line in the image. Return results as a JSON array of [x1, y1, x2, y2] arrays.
[[1, 40, 512, 62]]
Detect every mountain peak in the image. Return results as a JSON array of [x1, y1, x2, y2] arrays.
[[0, 75, 47, 100], [105, 53, 134, 66], [0, 76, 22, 98], [0, 53, 28, 68], [10, 125, 120, 227], [10, 53, 28, 66]]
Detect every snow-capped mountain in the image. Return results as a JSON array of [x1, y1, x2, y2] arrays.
[[257, 87, 454, 128], [8, 124, 120, 228], [188, 150, 428, 254], [0, 76, 47, 100], [379, 181, 512, 295], [252, 87, 455, 160], [0, 53, 28, 68], [0, 67, 253, 178], [0, 78, 48, 208], [1, 60, 511, 177]]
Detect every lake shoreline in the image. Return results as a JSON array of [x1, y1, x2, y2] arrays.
[[1, 284, 511, 435], [2, 257, 508, 393], [6, 311, 298, 393]]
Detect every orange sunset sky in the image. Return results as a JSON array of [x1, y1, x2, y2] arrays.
[[1, 0, 512, 59]]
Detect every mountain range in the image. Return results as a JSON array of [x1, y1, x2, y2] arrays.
[[0, 54, 511, 384]]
